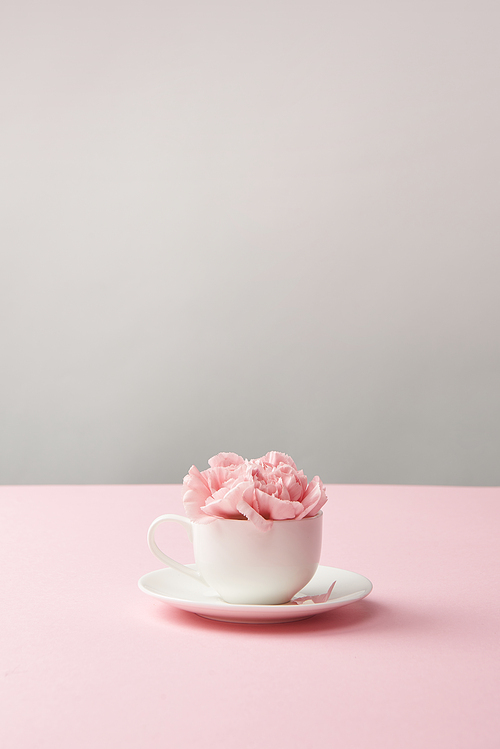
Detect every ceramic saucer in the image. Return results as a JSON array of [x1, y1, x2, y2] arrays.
[[138, 564, 373, 624]]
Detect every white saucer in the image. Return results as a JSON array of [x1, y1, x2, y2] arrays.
[[138, 564, 373, 624]]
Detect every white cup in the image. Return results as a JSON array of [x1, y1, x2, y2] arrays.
[[147, 512, 323, 605]]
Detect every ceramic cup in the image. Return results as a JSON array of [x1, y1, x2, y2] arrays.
[[147, 512, 323, 605]]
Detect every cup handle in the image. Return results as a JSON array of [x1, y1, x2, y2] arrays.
[[147, 514, 204, 583]]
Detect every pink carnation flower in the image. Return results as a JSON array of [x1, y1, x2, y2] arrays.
[[182, 451, 328, 531]]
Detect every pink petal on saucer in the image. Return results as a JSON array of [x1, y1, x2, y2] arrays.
[[292, 580, 336, 605]]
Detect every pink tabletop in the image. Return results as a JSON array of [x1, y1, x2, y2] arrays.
[[1, 484, 499, 748]]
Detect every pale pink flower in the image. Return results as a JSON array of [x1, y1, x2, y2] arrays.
[[182, 451, 328, 531]]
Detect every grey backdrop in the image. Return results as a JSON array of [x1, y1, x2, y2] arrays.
[[1, 0, 499, 486]]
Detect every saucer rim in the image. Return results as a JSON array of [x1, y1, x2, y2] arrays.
[[138, 564, 373, 621]]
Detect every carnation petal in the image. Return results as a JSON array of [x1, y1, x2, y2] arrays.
[[276, 501, 303, 520], [236, 498, 273, 531], [281, 473, 304, 503], [200, 501, 241, 520], [293, 581, 336, 605], [263, 492, 302, 520], [258, 452, 297, 469], [200, 481, 252, 520], [253, 488, 275, 519], [204, 466, 232, 494], [182, 465, 212, 521], [208, 452, 246, 468], [296, 476, 328, 519]]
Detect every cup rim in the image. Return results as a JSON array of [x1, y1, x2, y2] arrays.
[[201, 510, 323, 524]]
